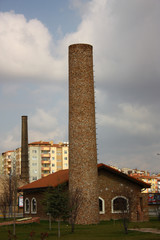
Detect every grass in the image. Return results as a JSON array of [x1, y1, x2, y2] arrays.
[[0, 218, 160, 240]]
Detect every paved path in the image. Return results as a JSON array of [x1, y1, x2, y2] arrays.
[[0, 217, 40, 226], [129, 228, 160, 234]]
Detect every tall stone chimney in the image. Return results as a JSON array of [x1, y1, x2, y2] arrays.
[[21, 116, 29, 183], [69, 44, 99, 224]]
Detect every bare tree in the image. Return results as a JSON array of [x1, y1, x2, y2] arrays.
[[0, 174, 19, 223], [0, 176, 10, 219], [69, 188, 83, 233], [112, 187, 134, 234]]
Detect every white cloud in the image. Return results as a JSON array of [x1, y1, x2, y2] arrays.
[[98, 104, 154, 135], [0, 11, 66, 82], [1, 126, 20, 152], [0, 108, 67, 152], [1, 0, 160, 172], [62, 0, 160, 86], [30, 108, 58, 131], [29, 108, 67, 143]]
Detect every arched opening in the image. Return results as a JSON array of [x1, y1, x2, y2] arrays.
[[99, 197, 105, 214], [25, 198, 30, 213], [31, 198, 37, 214], [112, 196, 128, 213]]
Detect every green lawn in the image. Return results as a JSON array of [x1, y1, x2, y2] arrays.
[[0, 218, 160, 240]]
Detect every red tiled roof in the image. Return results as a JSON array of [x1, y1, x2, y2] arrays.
[[137, 176, 158, 180], [2, 150, 14, 154], [97, 163, 150, 188], [29, 141, 50, 146], [19, 163, 150, 191], [19, 169, 69, 190], [28, 141, 62, 148]]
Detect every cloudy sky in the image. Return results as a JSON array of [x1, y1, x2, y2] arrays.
[[0, 0, 160, 172]]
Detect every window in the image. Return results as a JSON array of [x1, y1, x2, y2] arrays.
[[32, 156, 37, 160], [32, 150, 37, 153], [64, 157, 67, 160], [99, 197, 105, 214], [32, 176, 37, 181], [32, 163, 37, 166], [64, 150, 67, 154], [31, 198, 37, 214], [52, 164, 55, 167], [64, 163, 68, 167], [42, 157, 50, 161], [112, 196, 128, 213], [52, 157, 55, 160], [25, 198, 30, 213], [52, 150, 55, 154], [41, 150, 50, 154]]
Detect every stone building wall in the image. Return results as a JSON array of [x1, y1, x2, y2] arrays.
[[23, 171, 149, 222], [98, 169, 149, 222], [23, 190, 47, 219], [69, 44, 99, 224]]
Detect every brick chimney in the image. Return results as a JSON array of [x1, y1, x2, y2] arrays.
[[21, 116, 29, 183], [69, 44, 99, 224]]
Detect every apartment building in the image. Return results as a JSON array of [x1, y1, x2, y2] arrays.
[[121, 168, 160, 193], [157, 176, 160, 193], [129, 174, 158, 193], [121, 167, 150, 176], [28, 141, 69, 181], [1, 150, 15, 175], [0, 141, 69, 182], [140, 176, 158, 193]]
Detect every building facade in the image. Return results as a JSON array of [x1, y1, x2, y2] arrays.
[[121, 167, 150, 176], [0, 141, 69, 182], [19, 163, 150, 222], [138, 176, 158, 193], [28, 141, 69, 182], [1, 150, 15, 175]]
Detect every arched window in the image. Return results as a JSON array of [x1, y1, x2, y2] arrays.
[[31, 198, 37, 214], [25, 198, 30, 213], [99, 197, 105, 214], [112, 196, 128, 213]]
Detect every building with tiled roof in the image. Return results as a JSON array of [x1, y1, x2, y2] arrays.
[[19, 163, 150, 222], [131, 175, 159, 193], [0, 141, 69, 182]]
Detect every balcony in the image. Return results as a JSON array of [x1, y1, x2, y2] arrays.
[[41, 147, 50, 151], [42, 173, 50, 178], [41, 160, 50, 164], [41, 153, 50, 158], [41, 167, 51, 171]]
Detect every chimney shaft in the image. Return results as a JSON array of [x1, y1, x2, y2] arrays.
[[21, 116, 29, 183], [69, 44, 99, 224]]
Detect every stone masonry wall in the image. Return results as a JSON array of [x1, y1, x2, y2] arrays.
[[98, 169, 149, 222], [69, 44, 99, 224], [23, 190, 47, 219]]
